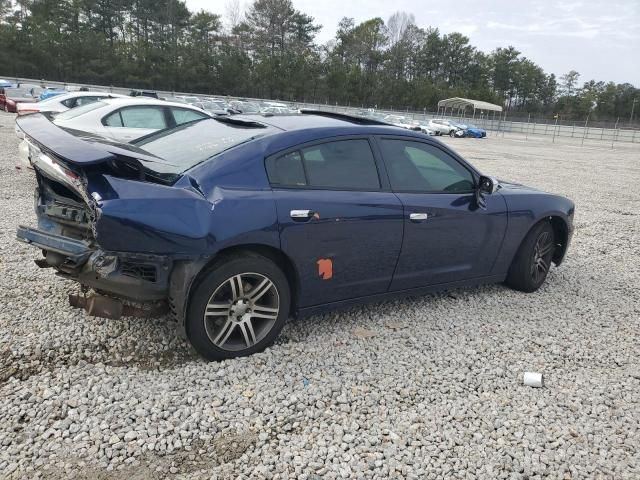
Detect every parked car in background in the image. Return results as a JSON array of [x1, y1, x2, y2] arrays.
[[229, 100, 261, 114], [48, 98, 210, 142], [162, 96, 187, 104], [411, 120, 436, 135], [261, 101, 288, 109], [458, 123, 487, 138], [39, 88, 67, 101], [16, 91, 127, 116], [448, 122, 468, 138], [15, 111, 574, 361], [384, 115, 421, 131], [0, 79, 14, 88], [261, 106, 291, 115], [193, 99, 232, 116], [426, 119, 457, 136], [178, 95, 201, 104], [130, 90, 159, 99], [0, 86, 38, 112]]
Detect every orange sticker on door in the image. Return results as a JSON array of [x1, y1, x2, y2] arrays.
[[317, 258, 333, 280]]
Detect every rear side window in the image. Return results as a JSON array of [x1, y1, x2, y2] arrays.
[[171, 107, 207, 125], [104, 106, 167, 129], [61, 98, 77, 108], [74, 96, 101, 107], [268, 139, 380, 190]]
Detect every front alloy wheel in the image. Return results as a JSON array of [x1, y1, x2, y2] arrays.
[[530, 230, 554, 284], [186, 254, 290, 360], [506, 221, 555, 292]]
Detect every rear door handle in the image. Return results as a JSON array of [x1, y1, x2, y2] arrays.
[[409, 212, 429, 221], [290, 209, 313, 219]]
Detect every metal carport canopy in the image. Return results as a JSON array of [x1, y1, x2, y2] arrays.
[[437, 97, 503, 112]]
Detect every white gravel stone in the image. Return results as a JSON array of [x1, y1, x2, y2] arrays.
[[0, 111, 639, 479]]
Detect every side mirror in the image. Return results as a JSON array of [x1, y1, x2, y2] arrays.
[[475, 176, 499, 209], [479, 176, 499, 194]]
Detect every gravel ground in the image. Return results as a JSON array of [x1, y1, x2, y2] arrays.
[[0, 111, 639, 479]]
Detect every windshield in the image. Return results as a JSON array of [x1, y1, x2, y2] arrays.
[[55, 101, 107, 120], [131, 117, 277, 175]]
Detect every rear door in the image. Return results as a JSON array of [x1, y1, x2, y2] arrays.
[[377, 137, 508, 290], [267, 137, 404, 307], [101, 105, 169, 141]]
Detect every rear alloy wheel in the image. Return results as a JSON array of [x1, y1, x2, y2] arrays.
[[506, 221, 555, 292], [186, 254, 290, 360]]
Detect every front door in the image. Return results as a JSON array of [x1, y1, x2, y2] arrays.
[[266, 138, 404, 307], [376, 137, 508, 291]]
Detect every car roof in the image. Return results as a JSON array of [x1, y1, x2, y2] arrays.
[[100, 97, 206, 110], [51, 91, 125, 101]]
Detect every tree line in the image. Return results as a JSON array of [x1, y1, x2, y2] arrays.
[[0, 0, 637, 122]]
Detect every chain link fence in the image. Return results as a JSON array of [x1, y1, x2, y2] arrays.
[[4, 76, 639, 144]]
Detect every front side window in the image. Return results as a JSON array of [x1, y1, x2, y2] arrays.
[[268, 139, 380, 190], [104, 106, 167, 129], [379, 139, 475, 193]]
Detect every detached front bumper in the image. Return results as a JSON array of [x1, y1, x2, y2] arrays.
[[17, 226, 171, 301]]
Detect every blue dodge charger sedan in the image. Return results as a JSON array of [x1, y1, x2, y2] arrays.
[[16, 111, 574, 360]]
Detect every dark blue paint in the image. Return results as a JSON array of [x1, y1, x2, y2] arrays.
[[272, 189, 404, 307], [390, 192, 508, 290], [16, 113, 574, 319]]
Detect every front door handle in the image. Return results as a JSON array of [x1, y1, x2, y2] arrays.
[[409, 212, 429, 221], [290, 209, 313, 219]]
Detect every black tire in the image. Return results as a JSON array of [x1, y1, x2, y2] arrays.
[[186, 253, 291, 361], [505, 221, 555, 293], [449, 130, 455, 137]]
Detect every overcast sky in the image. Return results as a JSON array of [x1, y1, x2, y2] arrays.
[[186, 0, 640, 85]]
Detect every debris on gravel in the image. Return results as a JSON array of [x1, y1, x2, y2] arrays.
[[0, 112, 639, 479]]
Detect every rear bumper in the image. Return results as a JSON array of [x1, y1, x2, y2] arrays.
[[17, 225, 171, 301]]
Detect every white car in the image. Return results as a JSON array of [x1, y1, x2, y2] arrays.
[[426, 119, 462, 136], [411, 120, 436, 135], [384, 115, 421, 131], [16, 98, 211, 168], [51, 98, 211, 142], [16, 91, 127, 117]]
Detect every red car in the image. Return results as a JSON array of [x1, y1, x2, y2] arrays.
[[0, 87, 38, 113]]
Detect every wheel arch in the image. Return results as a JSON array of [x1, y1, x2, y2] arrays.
[[548, 215, 570, 265], [513, 215, 569, 268], [169, 243, 301, 334]]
